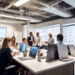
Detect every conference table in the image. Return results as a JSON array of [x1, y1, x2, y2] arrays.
[[11, 47, 75, 75]]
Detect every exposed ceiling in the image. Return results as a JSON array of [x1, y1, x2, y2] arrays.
[[0, 0, 75, 24]]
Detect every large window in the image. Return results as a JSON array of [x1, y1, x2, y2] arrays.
[[0, 27, 7, 38], [35, 24, 60, 44], [63, 23, 75, 46]]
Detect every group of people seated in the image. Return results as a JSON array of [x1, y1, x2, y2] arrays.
[[0, 31, 63, 75]]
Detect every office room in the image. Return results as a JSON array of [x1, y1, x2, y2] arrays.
[[0, 0, 75, 75]]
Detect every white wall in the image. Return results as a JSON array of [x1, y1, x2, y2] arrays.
[[0, 23, 22, 45], [23, 24, 35, 38]]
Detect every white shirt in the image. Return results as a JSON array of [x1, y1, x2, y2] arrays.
[[31, 36, 33, 40], [35, 36, 42, 46]]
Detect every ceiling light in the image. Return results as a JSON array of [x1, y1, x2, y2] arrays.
[[14, 0, 29, 7]]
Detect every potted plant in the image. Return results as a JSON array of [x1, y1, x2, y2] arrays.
[[37, 53, 43, 62], [22, 51, 27, 57]]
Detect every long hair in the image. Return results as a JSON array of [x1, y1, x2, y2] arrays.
[[12, 36, 16, 46], [12, 36, 16, 42], [1, 38, 11, 49]]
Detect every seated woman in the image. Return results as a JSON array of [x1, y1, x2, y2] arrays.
[[57, 34, 63, 45], [11, 36, 16, 48], [0, 38, 24, 75], [22, 38, 27, 44]]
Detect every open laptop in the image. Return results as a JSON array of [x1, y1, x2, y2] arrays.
[[68, 45, 75, 56], [21, 44, 27, 53], [57, 45, 73, 62], [18, 46, 38, 60], [19, 43, 24, 52], [46, 44, 58, 62]]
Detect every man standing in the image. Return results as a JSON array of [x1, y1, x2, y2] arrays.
[[27, 32, 35, 46], [35, 32, 42, 47], [45, 33, 54, 45]]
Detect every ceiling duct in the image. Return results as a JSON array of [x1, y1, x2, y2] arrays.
[[63, 0, 75, 8]]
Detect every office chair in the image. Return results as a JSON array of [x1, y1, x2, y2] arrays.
[[0, 65, 19, 75]]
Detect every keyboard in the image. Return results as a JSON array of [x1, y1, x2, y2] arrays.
[[60, 58, 73, 62], [18, 57, 34, 61]]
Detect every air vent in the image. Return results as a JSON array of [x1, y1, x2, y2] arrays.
[[63, 0, 75, 8]]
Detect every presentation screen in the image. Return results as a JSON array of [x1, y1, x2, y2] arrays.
[[35, 24, 60, 44], [63, 23, 75, 46], [0, 27, 7, 38]]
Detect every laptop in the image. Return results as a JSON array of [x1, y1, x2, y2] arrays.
[[17, 44, 20, 50], [57, 45, 73, 62], [18, 46, 38, 60], [19, 43, 24, 52], [68, 45, 75, 56], [21, 44, 27, 53], [46, 44, 57, 62]]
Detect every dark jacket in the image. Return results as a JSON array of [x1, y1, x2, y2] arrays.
[[27, 36, 34, 46], [0, 47, 12, 73]]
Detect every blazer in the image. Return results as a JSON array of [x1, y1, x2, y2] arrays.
[[27, 36, 35, 46]]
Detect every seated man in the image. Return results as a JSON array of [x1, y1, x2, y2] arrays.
[[57, 34, 63, 45]]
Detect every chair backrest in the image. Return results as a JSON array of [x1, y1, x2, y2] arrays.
[[42, 45, 48, 49], [68, 45, 75, 55], [57, 45, 68, 59]]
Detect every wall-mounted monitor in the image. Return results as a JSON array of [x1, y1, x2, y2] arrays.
[[35, 24, 60, 44], [0, 27, 7, 38], [63, 23, 75, 46]]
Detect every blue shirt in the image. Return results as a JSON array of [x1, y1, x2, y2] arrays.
[[57, 41, 63, 45], [48, 38, 54, 45]]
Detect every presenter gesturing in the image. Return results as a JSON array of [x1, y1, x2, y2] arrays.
[[35, 32, 42, 47], [45, 33, 54, 45]]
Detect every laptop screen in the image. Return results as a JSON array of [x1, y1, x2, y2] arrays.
[[22, 44, 27, 53], [46, 44, 57, 62], [68, 45, 75, 55], [29, 47, 38, 58], [19, 43, 24, 52]]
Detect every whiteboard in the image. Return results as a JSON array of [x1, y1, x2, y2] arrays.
[[35, 24, 60, 44], [63, 23, 75, 46], [0, 27, 7, 38], [14, 31, 22, 43]]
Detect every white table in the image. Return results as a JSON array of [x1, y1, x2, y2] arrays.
[[11, 47, 75, 75], [13, 51, 75, 74]]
